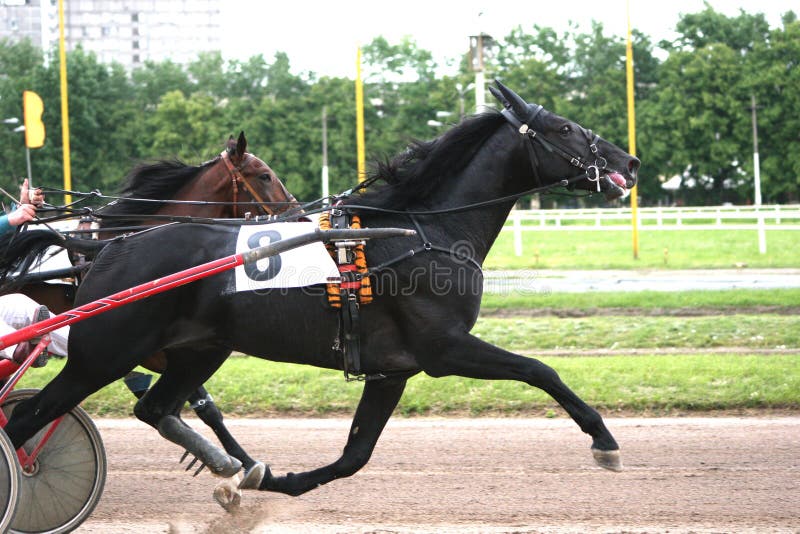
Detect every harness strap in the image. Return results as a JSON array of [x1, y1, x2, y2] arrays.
[[367, 214, 482, 275], [230, 169, 240, 218], [341, 292, 361, 378], [318, 209, 374, 380]]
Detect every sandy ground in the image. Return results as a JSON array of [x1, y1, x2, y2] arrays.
[[65, 416, 800, 534]]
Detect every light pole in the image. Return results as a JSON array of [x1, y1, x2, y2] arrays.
[[455, 82, 474, 119], [469, 33, 493, 112], [750, 94, 766, 254], [3, 117, 32, 184], [321, 106, 329, 204]]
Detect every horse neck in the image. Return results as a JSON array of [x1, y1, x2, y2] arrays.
[[159, 164, 237, 219], [412, 137, 528, 265]]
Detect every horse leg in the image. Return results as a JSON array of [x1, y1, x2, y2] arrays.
[[187, 385, 265, 486], [259, 374, 408, 496], [132, 347, 241, 478], [123, 367, 263, 487], [422, 333, 621, 471], [125, 371, 260, 472], [4, 359, 121, 448]]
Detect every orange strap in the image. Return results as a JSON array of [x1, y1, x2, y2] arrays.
[[319, 212, 372, 307]]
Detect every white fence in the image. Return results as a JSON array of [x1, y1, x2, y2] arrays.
[[502, 204, 800, 255]]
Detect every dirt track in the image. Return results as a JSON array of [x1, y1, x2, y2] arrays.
[[72, 416, 800, 533]]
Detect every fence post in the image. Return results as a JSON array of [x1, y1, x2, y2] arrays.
[[757, 206, 767, 254], [513, 210, 523, 257]]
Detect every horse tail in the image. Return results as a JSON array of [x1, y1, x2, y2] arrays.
[[0, 229, 108, 288]]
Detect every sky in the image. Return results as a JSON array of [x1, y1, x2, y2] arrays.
[[220, 0, 797, 78]]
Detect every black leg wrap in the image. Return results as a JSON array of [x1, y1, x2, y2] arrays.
[[187, 389, 258, 471]]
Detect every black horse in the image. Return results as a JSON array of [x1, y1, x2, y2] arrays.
[[2, 81, 639, 497], [0, 132, 296, 494]]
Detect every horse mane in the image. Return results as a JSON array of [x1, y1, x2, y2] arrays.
[[345, 109, 506, 210], [96, 158, 217, 227]]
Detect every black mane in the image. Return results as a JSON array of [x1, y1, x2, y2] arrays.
[[346, 109, 506, 209], [97, 158, 217, 227]]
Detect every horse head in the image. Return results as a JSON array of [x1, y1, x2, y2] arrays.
[[221, 131, 299, 217], [490, 80, 639, 201]]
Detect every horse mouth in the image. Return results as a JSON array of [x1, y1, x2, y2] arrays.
[[601, 172, 631, 201]]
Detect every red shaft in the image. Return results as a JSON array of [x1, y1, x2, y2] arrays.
[[0, 254, 243, 350], [0, 226, 414, 351]]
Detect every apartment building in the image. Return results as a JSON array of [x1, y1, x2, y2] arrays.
[[1, 0, 222, 70]]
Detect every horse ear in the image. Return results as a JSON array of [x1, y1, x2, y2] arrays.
[[236, 131, 247, 158], [489, 85, 511, 110], [226, 135, 236, 154], [493, 80, 530, 119]]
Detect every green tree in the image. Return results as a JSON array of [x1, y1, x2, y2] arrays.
[[131, 59, 192, 109], [187, 51, 229, 98], [361, 36, 445, 160], [645, 43, 751, 205], [645, 6, 797, 205], [745, 14, 800, 202], [35, 48, 141, 193], [0, 38, 46, 194], [147, 90, 228, 160], [669, 2, 772, 53]]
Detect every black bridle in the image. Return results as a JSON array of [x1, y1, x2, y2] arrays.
[[499, 105, 608, 193]]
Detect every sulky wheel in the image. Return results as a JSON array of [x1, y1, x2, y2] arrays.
[[0, 427, 21, 532], [1, 389, 106, 534]]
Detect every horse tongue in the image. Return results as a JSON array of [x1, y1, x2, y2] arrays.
[[608, 172, 627, 189]]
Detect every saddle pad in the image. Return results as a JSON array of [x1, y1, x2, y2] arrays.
[[234, 222, 339, 292]]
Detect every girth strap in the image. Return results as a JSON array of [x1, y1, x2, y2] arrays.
[[341, 292, 361, 379], [367, 214, 483, 275]]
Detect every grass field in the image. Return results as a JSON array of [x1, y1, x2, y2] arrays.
[[20, 352, 797, 418], [16, 289, 799, 417], [480, 288, 800, 311], [485, 229, 799, 269]]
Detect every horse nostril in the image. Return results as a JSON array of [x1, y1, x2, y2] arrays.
[[628, 158, 640, 178]]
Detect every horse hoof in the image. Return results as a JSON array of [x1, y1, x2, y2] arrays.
[[214, 457, 243, 478], [238, 462, 266, 490], [591, 447, 623, 472], [213, 474, 242, 512]]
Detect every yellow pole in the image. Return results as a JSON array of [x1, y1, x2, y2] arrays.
[[355, 47, 366, 183], [58, 0, 72, 204], [626, 0, 639, 259]]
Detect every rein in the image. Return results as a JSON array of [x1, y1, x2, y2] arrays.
[[324, 106, 614, 282], [26, 106, 612, 237]]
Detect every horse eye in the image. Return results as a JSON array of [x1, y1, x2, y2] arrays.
[[560, 125, 572, 137], [259, 173, 273, 182]]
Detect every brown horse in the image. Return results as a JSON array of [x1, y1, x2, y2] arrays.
[[19, 132, 297, 312], [96, 131, 297, 228]]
